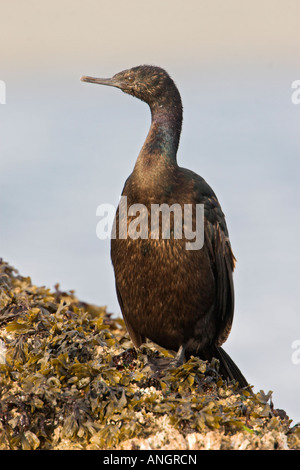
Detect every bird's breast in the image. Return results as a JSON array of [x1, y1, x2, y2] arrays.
[[111, 214, 216, 351]]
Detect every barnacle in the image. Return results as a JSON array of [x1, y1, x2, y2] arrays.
[[0, 258, 298, 450]]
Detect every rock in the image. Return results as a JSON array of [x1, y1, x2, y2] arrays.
[[0, 258, 299, 450]]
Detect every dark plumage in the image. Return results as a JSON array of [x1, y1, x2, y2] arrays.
[[81, 65, 249, 388]]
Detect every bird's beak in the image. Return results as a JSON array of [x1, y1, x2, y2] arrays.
[[80, 75, 119, 88]]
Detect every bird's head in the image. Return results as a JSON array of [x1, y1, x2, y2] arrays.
[[81, 65, 179, 107]]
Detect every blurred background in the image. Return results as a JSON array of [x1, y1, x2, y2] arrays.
[[1, 0, 299, 422]]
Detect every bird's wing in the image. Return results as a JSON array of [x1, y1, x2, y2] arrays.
[[205, 206, 236, 345], [192, 173, 236, 345]]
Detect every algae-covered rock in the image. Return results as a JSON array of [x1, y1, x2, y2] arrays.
[[0, 258, 299, 450]]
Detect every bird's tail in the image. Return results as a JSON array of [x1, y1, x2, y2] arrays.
[[204, 345, 250, 391]]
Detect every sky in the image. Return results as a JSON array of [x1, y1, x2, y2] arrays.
[[1, 0, 300, 423]]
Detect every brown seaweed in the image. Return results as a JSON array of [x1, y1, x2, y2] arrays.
[[0, 259, 299, 450]]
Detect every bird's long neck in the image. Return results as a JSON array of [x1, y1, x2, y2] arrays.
[[134, 89, 183, 174]]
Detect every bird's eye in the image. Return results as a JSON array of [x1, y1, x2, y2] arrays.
[[127, 76, 134, 83]]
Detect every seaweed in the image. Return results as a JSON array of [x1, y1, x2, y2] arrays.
[[0, 258, 298, 450]]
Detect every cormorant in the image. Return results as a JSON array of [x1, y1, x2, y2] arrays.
[[81, 65, 249, 388]]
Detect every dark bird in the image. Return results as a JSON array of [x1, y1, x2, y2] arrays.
[[81, 65, 249, 388]]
